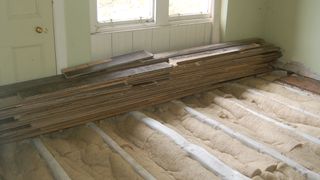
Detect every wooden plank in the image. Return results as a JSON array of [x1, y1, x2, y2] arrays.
[[0, 75, 64, 99], [0, 63, 172, 119], [0, 39, 281, 144], [62, 50, 154, 79], [0, 64, 272, 124], [0, 96, 22, 110], [278, 75, 320, 95], [169, 44, 279, 66], [154, 38, 264, 59]]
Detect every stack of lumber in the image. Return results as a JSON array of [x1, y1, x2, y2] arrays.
[[0, 39, 281, 144]]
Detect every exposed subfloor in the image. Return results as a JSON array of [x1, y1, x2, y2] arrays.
[[0, 72, 319, 180]]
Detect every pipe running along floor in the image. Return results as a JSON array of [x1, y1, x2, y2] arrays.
[[0, 71, 319, 180]]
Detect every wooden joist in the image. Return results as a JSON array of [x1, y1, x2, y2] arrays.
[[0, 39, 281, 144]]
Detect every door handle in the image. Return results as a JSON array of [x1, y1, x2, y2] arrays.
[[35, 26, 43, 33], [35, 26, 47, 34]]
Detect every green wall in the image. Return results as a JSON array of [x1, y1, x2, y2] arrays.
[[264, 0, 320, 74], [64, 0, 91, 66], [63, 0, 320, 75], [221, 0, 267, 41], [64, 0, 269, 66], [221, 0, 320, 75]]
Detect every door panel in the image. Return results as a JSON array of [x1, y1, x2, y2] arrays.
[[13, 44, 44, 81], [8, 0, 39, 18], [0, 0, 56, 85]]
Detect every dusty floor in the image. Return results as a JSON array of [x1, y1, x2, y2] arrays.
[[0, 72, 319, 180]]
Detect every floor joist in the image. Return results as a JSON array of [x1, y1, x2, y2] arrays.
[[32, 138, 71, 180], [230, 83, 320, 119], [87, 123, 156, 180], [130, 111, 249, 180], [173, 101, 320, 180], [212, 93, 320, 145]]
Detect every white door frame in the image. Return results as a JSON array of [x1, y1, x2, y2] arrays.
[[52, 0, 68, 74], [212, 0, 221, 43]]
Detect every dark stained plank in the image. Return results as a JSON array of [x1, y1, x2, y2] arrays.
[[0, 39, 281, 144], [169, 44, 280, 66], [278, 74, 320, 95], [62, 50, 154, 79], [154, 38, 265, 59], [0, 75, 64, 99], [0, 96, 22, 110]]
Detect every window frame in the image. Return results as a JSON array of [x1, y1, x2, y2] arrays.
[[90, 0, 214, 34], [96, 0, 155, 24], [169, 0, 213, 22]]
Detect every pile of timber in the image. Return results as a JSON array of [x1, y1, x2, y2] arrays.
[[0, 39, 281, 144]]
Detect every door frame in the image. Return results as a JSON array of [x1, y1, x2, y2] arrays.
[[53, 0, 68, 74]]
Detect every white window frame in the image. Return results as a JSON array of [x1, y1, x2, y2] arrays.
[[169, 0, 213, 22], [95, 0, 155, 25], [90, 0, 214, 34]]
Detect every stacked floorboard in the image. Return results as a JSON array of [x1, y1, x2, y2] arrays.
[[0, 39, 281, 144]]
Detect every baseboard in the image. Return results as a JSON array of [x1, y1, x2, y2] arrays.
[[272, 61, 320, 81]]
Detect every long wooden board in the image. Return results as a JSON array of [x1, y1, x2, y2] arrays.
[[62, 50, 154, 79], [0, 39, 281, 144]]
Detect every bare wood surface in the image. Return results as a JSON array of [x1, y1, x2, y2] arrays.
[[62, 50, 154, 79], [278, 75, 320, 95], [0, 39, 281, 144]]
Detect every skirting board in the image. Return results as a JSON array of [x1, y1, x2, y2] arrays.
[[272, 61, 320, 81]]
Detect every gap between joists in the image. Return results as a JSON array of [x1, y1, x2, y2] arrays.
[[209, 91, 320, 145], [173, 101, 320, 180], [32, 138, 71, 180], [229, 83, 320, 119], [87, 122, 156, 180], [130, 111, 249, 180]]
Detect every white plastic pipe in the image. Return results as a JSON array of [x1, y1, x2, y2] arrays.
[[130, 111, 249, 180], [32, 138, 71, 180], [174, 101, 320, 180], [87, 123, 156, 180]]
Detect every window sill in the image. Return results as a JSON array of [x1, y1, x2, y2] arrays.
[[91, 18, 213, 35]]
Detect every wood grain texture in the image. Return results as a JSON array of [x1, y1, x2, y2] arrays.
[[62, 50, 154, 79], [279, 75, 320, 95], [0, 39, 281, 144]]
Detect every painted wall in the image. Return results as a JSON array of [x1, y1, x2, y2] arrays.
[[91, 23, 212, 61], [64, 0, 268, 66], [91, 0, 270, 61], [64, 0, 91, 66], [64, 0, 211, 65], [264, 0, 320, 74], [221, 0, 267, 41], [3, 0, 318, 84]]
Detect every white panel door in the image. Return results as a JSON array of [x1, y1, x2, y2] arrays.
[[0, 0, 56, 85]]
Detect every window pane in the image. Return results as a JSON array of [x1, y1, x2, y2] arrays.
[[97, 0, 153, 23], [169, 0, 211, 17]]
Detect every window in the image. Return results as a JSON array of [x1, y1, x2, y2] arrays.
[[91, 0, 214, 32], [97, 0, 154, 24], [169, 0, 212, 18]]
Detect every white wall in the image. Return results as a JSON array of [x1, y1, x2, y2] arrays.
[[91, 23, 212, 61]]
